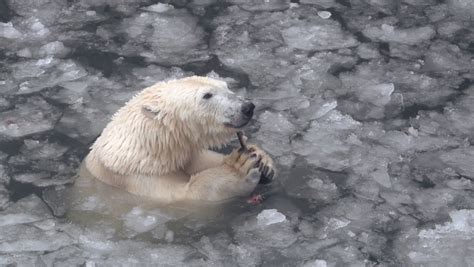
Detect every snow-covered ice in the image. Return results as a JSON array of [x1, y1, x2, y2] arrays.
[[1, 0, 473, 265]]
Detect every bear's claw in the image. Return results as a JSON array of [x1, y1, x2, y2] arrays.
[[245, 144, 276, 184], [226, 142, 276, 183], [226, 148, 261, 175]]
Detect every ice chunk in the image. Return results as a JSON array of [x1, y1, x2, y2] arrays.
[[233, 211, 298, 248], [0, 96, 61, 138], [437, 20, 463, 37], [143, 3, 173, 13], [446, 178, 473, 190], [0, 96, 10, 112], [282, 19, 358, 51], [356, 83, 394, 107], [302, 259, 328, 267], [284, 167, 341, 203], [299, 0, 339, 7], [131, 65, 189, 88], [439, 147, 474, 178], [9, 59, 88, 95], [20, 139, 68, 160], [395, 209, 474, 266], [339, 60, 461, 114], [369, 162, 392, 188], [255, 111, 296, 166], [29, 18, 50, 37], [447, 0, 474, 20], [296, 51, 356, 94], [229, 0, 290, 11], [424, 41, 472, 72], [164, 230, 174, 242], [0, 224, 74, 253], [12, 172, 74, 187], [38, 41, 70, 58], [0, 184, 9, 211], [317, 11, 332, 19], [446, 209, 474, 232], [120, 7, 209, 64], [122, 207, 172, 237], [0, 195, 52, 226], [363, 24, 435, 45], [356, 43, 381, 59], [326, 217, 350, 230], [55, 99, 118, 144], [42, 186, 68, 217], [0, 22, 22, 39], [292, 110, 361, 171], [257, 209, 287, 226]]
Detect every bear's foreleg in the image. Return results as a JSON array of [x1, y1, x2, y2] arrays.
[[184, 148, 264, 201], [184, 150, 225, 175]]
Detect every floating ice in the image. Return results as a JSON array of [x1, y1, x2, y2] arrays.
[[439, 147, 474, 178], [39, 41, 70, 58], [256, 111, 296, 166], [317, 11, 331, 19], [120, 6, 209, 64], [257, 209, 287, 226], [233, 210, 298, 248], [0, 22, 22, 39], [356, 43, 381, 59], [0, 185, 9, 211], [357, 83, 394, 107], [447, 0, 474, 20], [0, 97, 61, 138], [326, 217, 350, 230], [55, 99, 118, 144], [143, 3, 173, 13], [284, 167, 340, 203], [282, 19, 358, 51], [122, 207, 171, 237], [29, 18, 50, 37], [8, 59, 88, 95], [0, 225, 74, 253], [396, 209, 474, 266], [292, 110, 361, 171], [230, 0, 291, 11], [0, 0, 472, 265], [302, 259, 328, 267], [446, 178, 473, 190], [424, 41, 472, 72], [363, 24, 435, 45], [0, 195, 52, 226], [20, 139, 68, 160]]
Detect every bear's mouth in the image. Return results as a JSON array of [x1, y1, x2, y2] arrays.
[[225, 114, 253, 129], [224, 120, 250, 129]]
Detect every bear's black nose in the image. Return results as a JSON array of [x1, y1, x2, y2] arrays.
[[241, 102, 255, 117]]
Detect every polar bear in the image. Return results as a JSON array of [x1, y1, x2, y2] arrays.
[[84, 76, 275, 203]]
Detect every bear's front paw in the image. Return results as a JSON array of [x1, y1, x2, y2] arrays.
[[245, 145, 276, 184], [225, 148, 262, 176]]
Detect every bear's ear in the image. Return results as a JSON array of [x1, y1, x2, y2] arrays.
[[141, 106, 160, 119]]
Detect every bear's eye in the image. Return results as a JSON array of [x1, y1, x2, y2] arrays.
[[203, 93, 213, 99]]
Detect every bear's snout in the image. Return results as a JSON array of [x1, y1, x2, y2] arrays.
[[241, 102, 255, 117]]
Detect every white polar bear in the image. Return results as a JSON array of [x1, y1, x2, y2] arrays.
[[84, 76, 275, 203]]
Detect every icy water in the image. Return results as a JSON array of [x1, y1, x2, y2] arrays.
[[1, 0, 474, 266]]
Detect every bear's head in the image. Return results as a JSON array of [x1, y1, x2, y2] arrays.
[[137, 76, 254, 148], [141, 76, 253, 128]]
